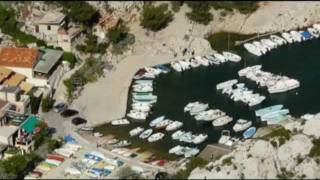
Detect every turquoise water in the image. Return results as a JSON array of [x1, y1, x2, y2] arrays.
[[116, 37, 320, 154]]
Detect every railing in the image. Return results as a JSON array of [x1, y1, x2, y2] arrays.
[[234, 31, 281, 46]]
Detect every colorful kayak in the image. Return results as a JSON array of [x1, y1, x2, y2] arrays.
[[243, 127, 256, 139]]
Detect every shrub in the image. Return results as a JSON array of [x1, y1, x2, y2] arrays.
[[186, 1, 213, 25], [76, 33, 109, 54], [107, 19, 130, 44], [222, 156, 233, 166], [309, 138, 320, 158], [171, 1, 183, 12], [41, 95, 54, 112], [63, 52, 77, 69], [140, 4, 173, 31], [47, 139, 62, 152]]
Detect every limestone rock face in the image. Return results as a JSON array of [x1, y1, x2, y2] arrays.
[[303, 118, 320, 138]]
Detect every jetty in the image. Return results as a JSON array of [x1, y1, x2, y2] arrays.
[[198, 144, 233, 161], [235, 31, 281, 46]]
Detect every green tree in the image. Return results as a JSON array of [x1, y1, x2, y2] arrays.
[[140, 4, 173, 31], [76, 33, 108, 54], [63, 52, 77, 69], [59, 2, 99, 26], [186, 1, 213, 25], [41, 95, 54, 112], [107, 19, 129, 44], [47, 139, 62, 152], [117, 166, 141, 179], [171, 1, 184, 12]]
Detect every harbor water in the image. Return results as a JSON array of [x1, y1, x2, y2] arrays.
[[98, 37, 320, 157]]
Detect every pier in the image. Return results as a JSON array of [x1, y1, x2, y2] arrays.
[[198, 144, 233, 161], [234, 31, 281, 46]]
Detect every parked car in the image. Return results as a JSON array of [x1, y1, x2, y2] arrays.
[[72, 117, 87, 126], [53, 102, 68, 113], [60, 109, 79, 118]]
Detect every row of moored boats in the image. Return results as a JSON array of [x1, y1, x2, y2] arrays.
[[216, 79, 266, 107], [238, 65, 300, 94], [170, 51, 241, 72], [244, 24, 320, 56]]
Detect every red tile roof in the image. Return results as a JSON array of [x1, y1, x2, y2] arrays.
[[0, 48, 39, 68]]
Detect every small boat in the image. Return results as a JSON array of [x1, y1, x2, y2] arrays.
[[213, 53, 226, 62], [127, 111, 147, 120], [192, 134, 208, 144], [79, 126, 94, 131], [166, 121, 183, 131], [139, 129, 153, 139], [255, 105, 284, 117], [172, 130, 185, 140], [134, 80, 153, 85], [218, 130, 231, 145], [184, 101, 200, 112], [184, 147, 200, 158], [129, 126, 145, 136], [149, 116, 166, 127], [189, 103, 209, 115], [133, 94, 157, 101], [179, 132, 195, 143], [232, 119, 252, 132], [169, 145, 184, 154], [243, 43, 262, 56], [212, 115, 233, 127], [107, 139, 119, 145], [111, 119, 130, 126], [155, 119, 173, 130], [260, 109, 289, 120], [243, 127, 256, 139], [154, 64, 171, 73], [147, 133, 165, 142], [222, 51, 241, 62], [112, 140, 132, 148]]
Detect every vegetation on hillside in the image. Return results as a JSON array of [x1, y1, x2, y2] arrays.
[[140, 4, 173, 31], [64, 57, 105, 100], [210, 1, 260, 14], [0, 4, 45, 46], [185, 1, 213, 25], [107, 19, 130, 45], [171, 1, 184, 12], [41, 95, 55, 113], [309, 138, 320, 158], [76, 33, 109, 54], [58, 1, 99, 27], [62, 52, 77, 69]]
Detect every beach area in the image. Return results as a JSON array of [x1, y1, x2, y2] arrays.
[[60, 1, 320, 126]]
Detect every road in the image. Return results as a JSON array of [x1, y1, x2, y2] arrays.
[[43, 111, 165, 174]]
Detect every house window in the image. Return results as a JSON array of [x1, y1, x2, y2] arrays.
[[47, 25, 51, 31]]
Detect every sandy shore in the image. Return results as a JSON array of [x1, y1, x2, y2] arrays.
[[70, 2, 320, 126]]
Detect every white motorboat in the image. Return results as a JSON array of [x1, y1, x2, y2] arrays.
[[127, 110, 147, 120], [212, 115, 233, 127], [172, 130, 185, 140], [165, 121, 183, 131], [129, 126, 145, 136], [269, 35, 287, 46], [190, 58, 201, 68], [195, 56, 209, 66], [171, 61, 182, 72], [133, 85, 153, 93], [268, 79, 300, 94], [252, 41, 268, 53], [111, 118, 130, 126], [213, 53, 227, 63], [281, 32, 294, 43], [155, 119, 174, 130], [184, 147, 200, 158], [179, 131, 195, 143], [307, 27, 320, 38], [243, 43, 262, 56], [134, 80, 153, 85], [189, 103, 209, 115], [184, 101, 200, 112], [147, 133, 165, 142], [194, 109, 225, 121], [169, 145, 184, 154], [139, 129, 153, 139], [132, 104, 151, 112], [216, 79, 238, 90], [149, 115, 166, 127], [261, 39, 277, 49], [192, 134, 208, 144], [232, 119, 252, 132], [290, 30, 302, 42], [218, 130, 231, 145], [222, 51, 241, 62]]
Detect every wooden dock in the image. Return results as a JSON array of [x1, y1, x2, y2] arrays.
[[198, 144, 233, 161]]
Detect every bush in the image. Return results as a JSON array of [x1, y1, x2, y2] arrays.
[[76, 33, 109, 54], [59, 2, 99, 26], [140, 4, 173, 31], [107, 19, 130, 44], [171, 1, 183, 12], [117, 166, 141, 179], [63, 52, 77, 69], [186, 1, 213, 25], [41, 95, 54, 113], [210, 1, 259, 14], [309, 138, 320, 158], [222, 156, 233, 166], [47, 139, 62, 152]]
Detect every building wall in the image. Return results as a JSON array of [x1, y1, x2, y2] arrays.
[[26, 78, 48, 87], [57, 34, 71, 52], [4, 66, 33, 79], [38, 24, 60, 35]]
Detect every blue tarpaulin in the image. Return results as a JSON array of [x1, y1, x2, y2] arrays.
[[64, 134, 77, 144], [301, 31, 312, 39]]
